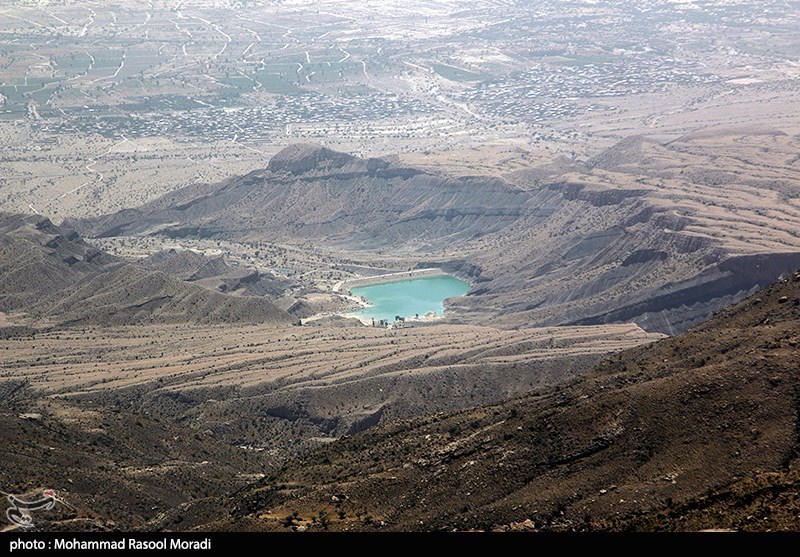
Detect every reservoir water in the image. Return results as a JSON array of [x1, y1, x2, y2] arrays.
[[349, 275, 470, 322]]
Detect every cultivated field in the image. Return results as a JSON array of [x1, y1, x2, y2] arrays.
[[2, 0, 798, 221]]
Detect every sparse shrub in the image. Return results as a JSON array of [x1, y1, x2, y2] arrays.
[[282, 510, 299, 527]]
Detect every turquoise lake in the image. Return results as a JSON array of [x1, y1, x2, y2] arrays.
[[349, 275, 470, 322]]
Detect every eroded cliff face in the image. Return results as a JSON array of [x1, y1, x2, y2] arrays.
[[73, 136, 800, 334], [450, 191, 800, 333]]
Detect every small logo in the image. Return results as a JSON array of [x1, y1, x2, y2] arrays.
[[6, 490, 57, 528]]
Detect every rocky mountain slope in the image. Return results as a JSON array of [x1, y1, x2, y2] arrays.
[[1, 320, 660, 458], [75, 145, 527, 251], [2, 233, 798, 531], [0, 213, 295, 327], [1, 271, 795, 531], [198, 270, 800, 532], [0, 387, 266, 531], [139, 248, 296, 298], [0, 299, 660, 530], [73, 129, 800, 334]]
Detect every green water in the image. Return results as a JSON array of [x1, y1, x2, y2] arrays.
[[349, 275, 470, 322]]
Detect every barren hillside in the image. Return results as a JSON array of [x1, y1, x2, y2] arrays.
[[73, 131, 800, 334], [0, 214, 295, 327], [200, 270, 800, 532]]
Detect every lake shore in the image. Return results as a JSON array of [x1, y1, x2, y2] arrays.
[[333, 268, 448, 292], [342, 310, 447, 327], [301, 271, 471, 326], [346, 274, 470, 323]]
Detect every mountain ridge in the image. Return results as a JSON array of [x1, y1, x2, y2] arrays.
[[0, 213, 295, 327], [71, 135, 800, 334]]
